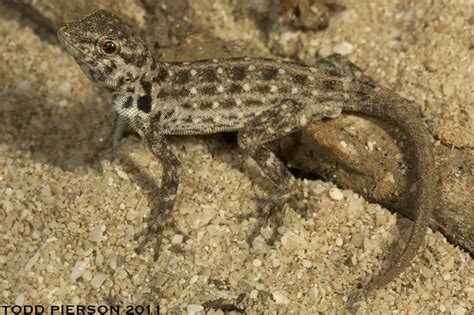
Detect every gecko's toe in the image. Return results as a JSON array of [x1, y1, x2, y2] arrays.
[[257, 190, 293, 216], [346, 286, 368, 311]]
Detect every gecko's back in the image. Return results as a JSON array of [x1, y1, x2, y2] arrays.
[[146, 58, 347, 135]]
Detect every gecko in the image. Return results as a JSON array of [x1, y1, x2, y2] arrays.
[[57, 10, 436, 306]]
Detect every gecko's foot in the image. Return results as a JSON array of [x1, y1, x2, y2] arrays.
[[346, 286, 368, 311], [288, 191, 312, 214], [88, 134, 122, 165], [88, 116, 128, 165], [135, 231, 163, 261], [281, 185, 313, 216], [258, 186, 311, 215], [257, 188, 295, 216], [135, 216, 174, 261]]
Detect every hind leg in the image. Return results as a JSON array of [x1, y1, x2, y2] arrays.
[[238, 98, 342, 211]]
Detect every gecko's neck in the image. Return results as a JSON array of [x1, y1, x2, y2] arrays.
[[109, 61, 168, 135]]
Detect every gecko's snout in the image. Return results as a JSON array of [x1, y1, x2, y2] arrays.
[[57, 25, 67, 36], [57, 25, 68, 44]]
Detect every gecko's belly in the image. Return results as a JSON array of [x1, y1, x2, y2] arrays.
[[160, 110, 247, 135]]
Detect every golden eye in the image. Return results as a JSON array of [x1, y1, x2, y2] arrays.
[[99, 39, 121, 55]]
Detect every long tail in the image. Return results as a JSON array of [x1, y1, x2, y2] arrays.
[[343, 81, 436, 304]]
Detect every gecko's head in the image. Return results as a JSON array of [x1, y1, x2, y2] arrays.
[[58, 10, 154, 89]]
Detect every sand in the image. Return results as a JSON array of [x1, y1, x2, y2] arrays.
[[0, 0, 472, 314]]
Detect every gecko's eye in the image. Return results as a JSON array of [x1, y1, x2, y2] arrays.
[[99, 39, 121, 56]]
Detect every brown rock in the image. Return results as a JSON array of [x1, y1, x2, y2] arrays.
[[271, 115, 474, 254]]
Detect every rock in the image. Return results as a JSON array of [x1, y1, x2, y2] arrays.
[[70, 261, 87, 281], [333, 41, 353, 55], [186, 304, 204, 315], [272, 290, 290, 305], [90, 274, 107, 288], [329, 187, 344, 201]]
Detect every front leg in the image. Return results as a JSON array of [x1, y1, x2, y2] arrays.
[[136, 126, 181, 260], [108, 115, 128, 147], [90, 115, 127, 163]]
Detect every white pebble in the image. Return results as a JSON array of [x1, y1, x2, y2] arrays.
[[70, 261, 87, 280], [252, 259, 262, 268], [443, 257, 455, 272], [171, 234, 183, 244], [15, 293, 24, 306], [249, 289, 259, 299], [348, 198, 364, 212], [109, 255, 117, 270], [452, 306, 467, 315], [367, 140, 376, 151], [16, 80, 33, 94], [272, 258, 281, 267], [281, 231, 308, 250], [187, 304, 204, 315], [116, 169, 129, 180], [89, 224, 103, 243], [363, 237, 376, 251], [2, 200, 13, 212], [16, 190, 24, 200], [58, 82, 72, 94], [335, 237, 344, 247], [308, 287, 319, 299], [90, 274, 107, 288], [272, 290, 290, 304], [442, 82, 455, 97], [24, 252, 40, 271], [333, 41, 353, 55], [302, 259, 313, 268], [41, 185, 51, 196], [329, 187, 344, 201], [189, 275, 199, 284], [95, 253, 104, 266], [58, 99, 68, 107], [299, 115, 307, 125]]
